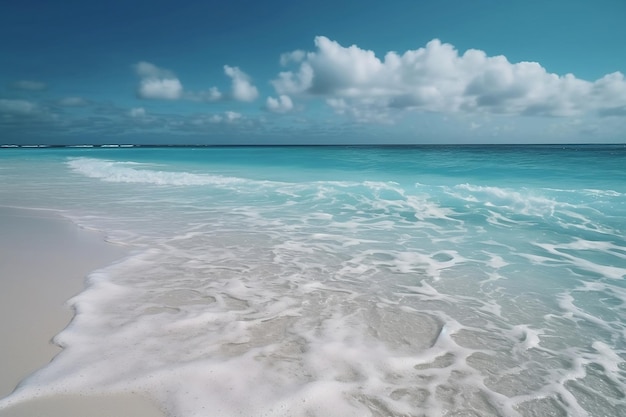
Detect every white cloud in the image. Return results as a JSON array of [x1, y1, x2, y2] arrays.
[[138, 78, 183, 100], [193, 111, 243, 125], [10, 80, 47, 91], [0, 99, 38, 114], [135, 61, 174, 79], [327, 97, 394, 124], [326, 98, 348, 114], [280, 50, 306, 66], [590, 72, 626, 115], [224, 65, 258, 102], [129, 107, 146, 118], [133, 62, 261, 104], [225, 111, 242, 122], [134, 61, 183, 100], [272, 37, 626, 120], [266, 95, 294, 113]]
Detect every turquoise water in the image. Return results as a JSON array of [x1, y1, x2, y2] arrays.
[[1, 145, 625, 416]]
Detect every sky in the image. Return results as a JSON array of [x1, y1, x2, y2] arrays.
[[1, 0, 625, 145]]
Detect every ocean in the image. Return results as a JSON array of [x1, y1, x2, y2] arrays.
[[1, 145, 625, 416]]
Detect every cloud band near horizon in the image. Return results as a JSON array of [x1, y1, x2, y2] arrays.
[[2, 36, 625, 145]]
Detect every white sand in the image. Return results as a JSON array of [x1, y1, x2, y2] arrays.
[[0, 207, 164, 417]]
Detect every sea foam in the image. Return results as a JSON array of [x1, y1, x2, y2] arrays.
[[1, 146, 625, 416]]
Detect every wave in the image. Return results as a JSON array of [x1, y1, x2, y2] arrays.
[[67, 157, 263, 187], [453, 183, 559, 211], [65, 157, 427, 194]]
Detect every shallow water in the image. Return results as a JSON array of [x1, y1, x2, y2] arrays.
[[1, 145, 625, 416]]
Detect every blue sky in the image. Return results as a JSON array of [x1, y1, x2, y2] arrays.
[[1, 0, 625, 145]]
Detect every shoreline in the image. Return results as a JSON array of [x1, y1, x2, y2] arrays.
[[0, 206, 164, 417]]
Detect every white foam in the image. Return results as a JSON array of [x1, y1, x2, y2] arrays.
[[453, 183, 559, 216], [534, 241, 626, 280], [486, 254, 509, 269], [511, 325, 543, 351], [2, 149, 625, 417], [67, 157, 272, 187], [583, 188, 623, 197]]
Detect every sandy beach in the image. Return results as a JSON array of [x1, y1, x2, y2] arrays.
[[0, 207, 164, 417]]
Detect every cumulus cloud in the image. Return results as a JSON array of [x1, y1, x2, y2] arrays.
[[187, 66, 258, 103], [135, 63, 257, 103], [10, 80, 47, 91], [280, 50, 306, 66], [134, 61, 183, 100], [266, 95, 293, 113], [224, 65, 258, 102], [272, 36, 626, 119]]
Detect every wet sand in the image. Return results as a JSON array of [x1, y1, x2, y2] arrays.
[[0, 207, 164, 417]]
